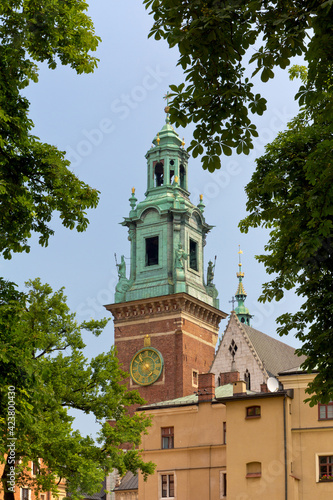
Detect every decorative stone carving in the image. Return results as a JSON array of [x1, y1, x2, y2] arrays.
[[115, 255, 131, 302]]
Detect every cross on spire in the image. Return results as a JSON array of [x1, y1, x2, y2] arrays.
[[163, 91, 170, 106], [229, 296, 236, 310], [163, 92, 170, 123]]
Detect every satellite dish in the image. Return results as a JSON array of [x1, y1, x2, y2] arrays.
[[267, 377, 279, 393]]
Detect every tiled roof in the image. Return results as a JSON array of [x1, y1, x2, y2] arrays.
[[114, 471, 138, 491], [138, 384, 256, 410], [279, 365, 311, 375], [241, 324, 307, 377]]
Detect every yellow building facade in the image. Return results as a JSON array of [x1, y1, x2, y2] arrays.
[[0, 461, 66, 500], [137, 372, 333, 500]]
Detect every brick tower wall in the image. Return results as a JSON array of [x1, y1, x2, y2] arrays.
[[108, 293, 226, 406]]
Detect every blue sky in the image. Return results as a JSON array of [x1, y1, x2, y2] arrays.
[[2, 1, 305, 437]]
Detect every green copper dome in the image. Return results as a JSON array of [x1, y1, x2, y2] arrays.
[[113, 109, 220, 309]]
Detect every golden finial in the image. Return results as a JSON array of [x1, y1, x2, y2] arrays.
[[164, 92, 171, 123], [156, 132, 160, 145], [131, 187, 135, 194], [144, 334, 151, 347], [200, 194, 203, 201], [182, 137, 185, 148], [237, 245, 244, 277]]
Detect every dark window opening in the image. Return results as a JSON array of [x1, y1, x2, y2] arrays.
[[222, 472, 227, 496], [161, 427, 174, 449], [145, 236, 159, 266], [244, 369, 251, 390], [319, 455, 333, 481], [170, 159, 175, 184], [21, 489, 29, 500], [155, 162, 164, 186], [32, 461, 38, 475], [229, 339, 238, 358], [161, 474, 174, 497], [223, 422, 226, 444], [189, 239, 198, 271], [180, 164, 186, 188], [246, 406, 261, 418], [241, 317, 245, 323]]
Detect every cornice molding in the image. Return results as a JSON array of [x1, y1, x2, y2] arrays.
[[106, 293, 226, 329]]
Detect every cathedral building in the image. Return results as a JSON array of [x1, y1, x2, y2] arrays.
[[105, 108, 303, 405], [106, 109, 226, 405], [105, 111, 330, 500]]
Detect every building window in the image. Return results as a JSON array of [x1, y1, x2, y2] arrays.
[[189, 239, 198, 271], [145, 236, 159, 266], [32, 461, 39, 475], [161, 473, 174, 498], [21, 489, 30, 500], [319, 456, 333, 481], [223, 422, 226, 445], [229, 339, 238, 359], [246, 406, 261, 418], [179, 164, 186, 189], [192, 370, 198, 387], [161, 427, 174, 449], [246, 462, 262, 478], [155, 161, 164, 186], [169, 160, 175, 184], [319, 401, 333, 420], [244, 369, 251, 390], [219, 471, 227, 498]]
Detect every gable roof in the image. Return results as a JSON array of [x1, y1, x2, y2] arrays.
[[211, 312, 306, 380], [241, 323, 306, 377], [114, 471, 138, 491]]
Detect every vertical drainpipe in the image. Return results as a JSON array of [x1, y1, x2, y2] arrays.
[[209, 444, 212, 500], [283, 393, 288, 500]]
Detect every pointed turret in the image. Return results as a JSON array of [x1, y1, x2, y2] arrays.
[[234, 247, 252, 325]]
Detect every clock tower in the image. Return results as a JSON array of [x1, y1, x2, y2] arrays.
[[105, 110, 226, 404]]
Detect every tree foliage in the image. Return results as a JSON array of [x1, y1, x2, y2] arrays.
[[144, 0, 333, 171], [0, 278, 155, 500], [0, 0, 101, 259], [240, 60, 333, 404]]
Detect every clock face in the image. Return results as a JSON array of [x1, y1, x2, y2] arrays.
[[130, 347, 164, 386]]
